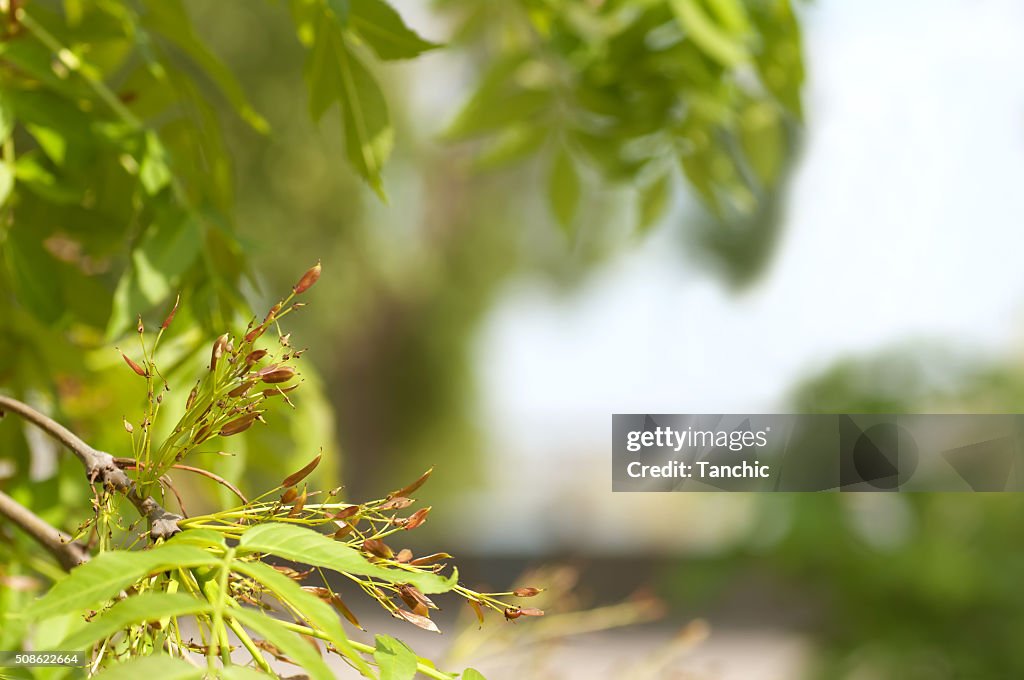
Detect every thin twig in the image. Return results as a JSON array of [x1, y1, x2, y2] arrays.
[[114, 457, 248, 505], [0, 489, 90, 571], [0, 395, 181, 540]]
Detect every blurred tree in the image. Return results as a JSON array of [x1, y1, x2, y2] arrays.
[[671, 348, 1024, 679]]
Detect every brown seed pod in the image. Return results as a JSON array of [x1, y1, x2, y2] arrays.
[[287, 488, 307, 517], [519, 608, 545, 617], [219, 413, 257, 436], [409, 552, 452, 566], [162, 294, 180, 330], [328, 505, 360, 521], [332, 521, 353, 540], [513, 587, 543, 598], [227, 380, 256, 398], [362, 538, 393, 560], [393, 609, 440, 634], [245, 349, 268, 366], [263, 302, 282, 325], [404, 507, 431, 530], [259, 366, 296, 384], [121, 352, 147, 377], [282, 452, 322, 487], [380, 497, 415, 511], [388, 467, 434, 500], [281, 487, 299, 504], [395, 549, 413, 564], [122, 417, 134, 434], [262, 384, 299, 398], [398, 584, 437, 611], [293, 261, 322, 295]]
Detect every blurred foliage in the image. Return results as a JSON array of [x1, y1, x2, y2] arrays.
[[663, 348, 1024, 679], [442, 0, 804, 237]]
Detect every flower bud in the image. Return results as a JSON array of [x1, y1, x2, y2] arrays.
[[293, 261, 321, 295]]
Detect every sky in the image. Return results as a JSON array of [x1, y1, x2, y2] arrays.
[[459, 0, 1024, 552]]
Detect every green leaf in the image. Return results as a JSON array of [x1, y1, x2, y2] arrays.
[[374, 634, 418, 680], [548, 147, 580, 233], [4, 224, 64, 324], [349, 0, 440, 61], [26, 545, 220, 620], [327, 0, 350, 24], [168, 528, 228, 550], [304, 23, 393, 197], [141, 0, 268, 133], [139, 132, 171, 195], [60, 591, 212, 650], [230, 607, 336, 680], [0, 90, 14, 140], [237, 523, 457, 594], [91, 655, 203, 680], [232, 560, 372, 677], [462, 670, 487, 680], [670, 0, 749, 67]]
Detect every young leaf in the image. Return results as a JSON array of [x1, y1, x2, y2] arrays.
[[26, 546, 221, 620], [237, 523, 457, 594], [231, 607, 336, 680], [548, 147, 580, 233], [373, 634, 418, 680], [462, 670, 488, 680], [59, 591, 212, 650], [349, 0, 440, 60], [90, 656, 203, 680]]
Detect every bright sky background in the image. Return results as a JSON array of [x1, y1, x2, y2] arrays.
[[452, 0, 1024, 552]]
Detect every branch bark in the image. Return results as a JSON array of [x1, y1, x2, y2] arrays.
[[0, 489, 90, 571], [0, 395, 181, 541]]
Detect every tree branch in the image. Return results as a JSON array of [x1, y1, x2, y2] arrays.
[[0, 395, 181, 541], [0, 490, 90, 571]]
